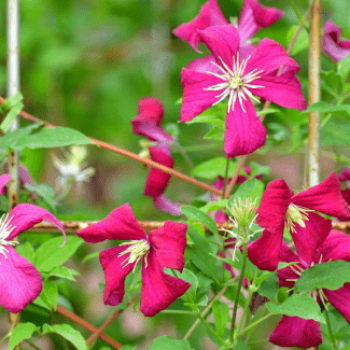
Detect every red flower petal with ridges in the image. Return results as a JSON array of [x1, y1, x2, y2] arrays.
[[322, 21, 350, 62], [247, 229, 283, 271], [270, 316, 322, 348], [172, 0, 227, 52], [99, 246, 136, 306], [290, 212, 332, 267], [77, 203, 146, 243], [292, 172, 350, 219], [256, 179, 293, 234], [144, 145, 173, 198], [224, 99, 267, 157], [140, 249, 190, 317], [0, 247, 42, 313], [324, 284, 350, 324], [153, 195, 182, 216], [238, 0, 284, 42], [148, 221, 187, 271], [321, 230, 350, 264]]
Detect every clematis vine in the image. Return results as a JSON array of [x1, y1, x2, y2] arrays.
[[0, 174, 67, 313], [132, 97, 182, 215], [270, 230, 350, 348], [173, 0, 284, 55], [322, 21, 350, 62], [180, 25, 306, 158], [248, 172, 350, 271], [77, 203, 190, 317]]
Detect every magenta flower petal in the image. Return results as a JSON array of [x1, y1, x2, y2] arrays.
[[180, 68, 224, 122], [292, 172, 350, 219], [248, 229, 283, 271], [140, 249, 190, 317], [322, 21, 350, 62], [8, 204, 67, 244], [290, 212, 332, 267], [197, 25, 240, 69], [252, 71, 307, 110], [0, 174, 11, 196], [172, 0, 228, 52], [224, 99, 267, 158], [324, 283, 350, 324], [19, 165, 33, 186], [270, 316, 322, 348], [148, 221, 187, 271], [132, 98, 172, 142], [77, 203, 146, 243], [339, 168, 350, 182], [99, 246, 136, 306], [0, 247, 42, 313], [145, 145, 173, 198], [341, 189, 350, 205], [153, 194, 182, 216], [238, 0, 284, 42], [257, 179, 294, 233], [245, 38, 301, 74], [321, 230, 350, 262], [187, 55, 216, 73]]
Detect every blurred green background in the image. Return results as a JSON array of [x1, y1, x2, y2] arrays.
[[0, 0, 349, 349]]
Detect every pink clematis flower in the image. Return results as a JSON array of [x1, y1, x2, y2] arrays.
[[0, 163, 33, 196], [132, 98, 182, 215], [338, 167, 350, 205], [77, 203, 190, 317], [180, 25, 306, 158], [0, 174, 66, 313], [173, 0, 284, 54], [248, 172, 350, 271], [322, 21, 350, 62], [270, 230, 350, 348]]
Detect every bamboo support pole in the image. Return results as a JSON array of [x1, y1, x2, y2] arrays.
[[308, 0, 321, 186], [7, 0, 20, 345]]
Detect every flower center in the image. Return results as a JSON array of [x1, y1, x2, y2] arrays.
[[138, 140, 158, 159], [285, 203, 313, 233], [118, 239, 151, 269], [204, 53, 264, 113], [0, 214, 18, 260]]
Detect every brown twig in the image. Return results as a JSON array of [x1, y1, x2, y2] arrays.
[[27, 220, 350, 234], [86, 295, 138, 345], [0, 96, 222, 196], [224, 23, 304, 199], [56, 305, 123, 349]]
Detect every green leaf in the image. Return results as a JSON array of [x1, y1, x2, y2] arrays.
[[257, 273, 279, 300], [256, 107, 280, 117], [120, 346, 137, 350], [232, 338, 251, 350], [338, 54, 350, 82], [186, 225, 217, 280], [34, 236, 83, 273], [0, 124, 41, 151], [321, 118, 350, 146], [227, 178, 264, 207], [48, 266, 80, 281], [181, 206, 218, 235], [199, 199, 228, 213], [8, 323, 39, 350], [13, 127, 93, 151], [42, 324, 88, 350], [82, 251, 100, 263], [0, 92, 23, 114], [180, 268, 198, 303], [24, 183, 56, 212], [39, 280, 58, 310], [1, 100, 24, 134], [287, 26, 309, 56], [16, 242, 35, 264], [249, 161, 270, 177], [185, 115, 224, 128], [203, 126, 225, 140], [146, 336, 194, 350], [305, 101, 350, 115], [266, 294, 325, 323], [191, 157, 238, 180], [212, 301, 229, 337], [294, 261, 350, 293]]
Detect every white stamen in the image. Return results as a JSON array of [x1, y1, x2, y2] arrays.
[[204, 54, 265, 113], [0, 214, 18, 260]]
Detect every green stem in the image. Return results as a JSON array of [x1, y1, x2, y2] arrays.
[[235, 269, 258, 334], [174, 141, 194, 169], [0, 333, 10, 346], [237, 313, 273, 337], [229, 242, 248, 343], [195, 309, 226, 345], [324, 308, 337, 350], [25, 340, 43, 350], [160, 310, 194, 315], [222, 158, 230, 200]]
